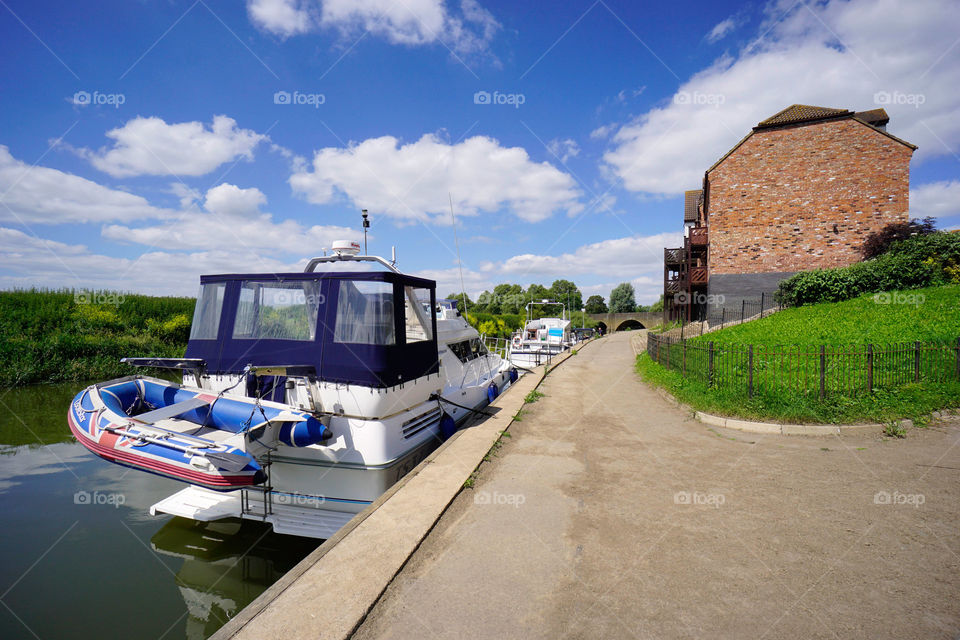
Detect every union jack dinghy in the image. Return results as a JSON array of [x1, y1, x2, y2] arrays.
[[68, 241, 517, 538], [68, 377, 330, 490]]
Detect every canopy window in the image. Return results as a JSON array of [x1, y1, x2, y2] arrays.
[[334, 280, 396, 345], [189, 282, 226, 340], [232, 280, 321, 341]]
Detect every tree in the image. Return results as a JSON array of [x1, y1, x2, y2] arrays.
[[608, 283, 636, 313], [861, 217, 936, 260], [549, 279, 583, 314], [584, 295, 608, 314], [649, 294, 664, 313], [493, 283, 524, 315]]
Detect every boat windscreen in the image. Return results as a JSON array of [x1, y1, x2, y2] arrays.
[[404, 286, 433, 343], [232, 280, 321, 341], [333, 280, 395, 345]]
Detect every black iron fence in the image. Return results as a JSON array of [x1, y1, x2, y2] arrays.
[[647, 333, 960, 398]]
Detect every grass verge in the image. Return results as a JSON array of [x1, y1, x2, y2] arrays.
[[636, 352, 960, 425]]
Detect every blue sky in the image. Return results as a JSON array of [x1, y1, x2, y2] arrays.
[[1, 0, 958, 303]]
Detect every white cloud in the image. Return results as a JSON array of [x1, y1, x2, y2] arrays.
[[203, 183, 267, 217], [706, 17, 737, 43], [248, 0, 500, 56], [580, 275, 664, 306], [590, 124, 614, 140], [81, 116, 267, 178], [290, 134, 584, 223], [479, 232, 682, 279], [0, 145, 174, 224], [546, 138, 580, 163], [604, 0, 960, 195], [910, 180, 960, 219], [102, 183, 358, 254], [248, 0, 312, 37], [0, 226, 304, 296]]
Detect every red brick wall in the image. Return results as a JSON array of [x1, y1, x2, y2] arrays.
[[707, 119, 913, 275]]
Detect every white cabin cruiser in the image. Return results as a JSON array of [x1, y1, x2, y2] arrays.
[[508, 301, 572, 368], [69, 242, 517, 538]]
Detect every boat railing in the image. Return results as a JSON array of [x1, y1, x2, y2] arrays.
[[481, 335, 510, 359]]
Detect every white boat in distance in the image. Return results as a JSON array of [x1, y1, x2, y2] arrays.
[[69, 241, 517, 538], [508, 301, 574, 369]]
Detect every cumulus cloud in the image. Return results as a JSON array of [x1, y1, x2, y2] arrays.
[[0, 226, 302, 296], [102, 183, 358, 254], [480, 232, 682, 279], [248, 0, 312, 37], [0, 145, 174, 224], [910, 180, 960, 219], [290, 133, 584, 223], [248, 0, 500, 56], [80, 116, 267, 178], [604, 0, 960, 195]]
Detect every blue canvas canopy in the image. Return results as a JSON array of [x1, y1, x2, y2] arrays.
[[184, 271, 438, 388]]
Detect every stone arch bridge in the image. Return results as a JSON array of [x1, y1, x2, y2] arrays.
[[587, 312, 662, 333]]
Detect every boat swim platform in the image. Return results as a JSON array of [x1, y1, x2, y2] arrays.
[[211, 339, 596, 640]]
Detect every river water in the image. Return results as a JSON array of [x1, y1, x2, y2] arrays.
[[0, 383, 319, 640]]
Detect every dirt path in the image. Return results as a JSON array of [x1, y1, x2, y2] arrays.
[[353, 331, 960, 639]]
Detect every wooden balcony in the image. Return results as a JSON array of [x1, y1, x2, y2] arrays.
[[689, 226, 708, 246], [690, 266, 708, 285], [664, 248, 684, 265]]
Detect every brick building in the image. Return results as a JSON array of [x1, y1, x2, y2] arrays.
[[664, 104, 916, 322]]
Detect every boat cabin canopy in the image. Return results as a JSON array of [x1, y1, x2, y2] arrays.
[[184, 271, 438, 388]]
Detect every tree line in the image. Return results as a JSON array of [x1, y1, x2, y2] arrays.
[[445, 280, 663, 317]]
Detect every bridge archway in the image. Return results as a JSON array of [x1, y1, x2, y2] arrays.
[[615, 319, 645, 331], [596, 321, 608, 334]]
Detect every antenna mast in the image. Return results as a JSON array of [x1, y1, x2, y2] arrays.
[[449, 193, 469, 316]]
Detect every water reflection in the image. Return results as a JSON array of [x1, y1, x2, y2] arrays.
[[0, 384, 318, 639], [150, 518, 318, 640]]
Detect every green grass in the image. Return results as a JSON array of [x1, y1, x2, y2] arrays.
[[692, 284, 960, 346], [639, 284, 960, 425], [0, 288, 195, 387], [524, 390, 544, 403], [636, 353, 960, 424]]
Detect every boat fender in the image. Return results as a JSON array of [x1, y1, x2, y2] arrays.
[[487, 382, 499, 404], [439, 413, 457, 440], [279, 417, 331, 447], [508, 368, 519, 383]]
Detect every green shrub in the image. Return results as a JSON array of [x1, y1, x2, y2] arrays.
[[776, 232, 960, 307]]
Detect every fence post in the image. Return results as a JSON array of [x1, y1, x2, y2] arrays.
[[914, 341, 921, 382], [721, 308, 725, 329], [867, 343, 873, 392], [682, 340, 687, 377], [665, 337, 671, 370], [657, 335, 662, 365], [819, 345, 826, 400], [956, 337, 960, 382], [741, 299, 746, 323], [760, 292, 765, 316], [748, 344, 754, 398], [708, 341, 715, 388]]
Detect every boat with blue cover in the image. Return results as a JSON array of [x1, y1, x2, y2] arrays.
[[68, 241, 517, 538]]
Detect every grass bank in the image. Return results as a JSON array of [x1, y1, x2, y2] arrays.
[[0, 289, 195, 387], [638, 285, 960, 424]]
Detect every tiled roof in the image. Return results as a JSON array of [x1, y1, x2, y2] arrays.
[[684, 189, 702, 223], [853, 108, 890, 127], [754, 104, 850, 129]]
